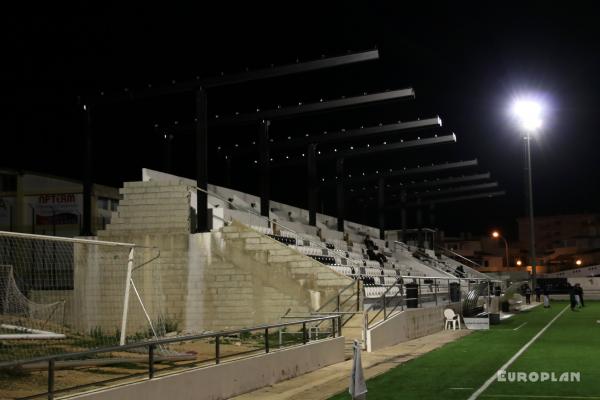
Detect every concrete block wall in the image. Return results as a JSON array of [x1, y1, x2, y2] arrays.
[[66, 181, 193, 336], [191, 222, 354, 330], [44, 178, 355, 336], [366, 305, 446, 352]]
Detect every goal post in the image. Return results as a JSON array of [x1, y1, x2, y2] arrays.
[[0, 230, 165, 362]]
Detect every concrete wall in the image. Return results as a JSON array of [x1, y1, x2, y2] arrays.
[[70, 337, 345, 400], [366, 305, 447, 352], [30, 177, 354, 336]]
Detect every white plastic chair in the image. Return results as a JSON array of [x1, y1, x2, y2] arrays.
[[444, 309, 461, 330]]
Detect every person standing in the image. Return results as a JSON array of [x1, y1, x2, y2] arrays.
[[524, 285, 532, 305], [543, 286, 550, 308], [534, 286, 542, 302], [568, 283, 577, 311], [575, 283, 585, 308]]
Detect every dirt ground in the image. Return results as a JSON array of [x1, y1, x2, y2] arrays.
[[0, 340, 263, 399]]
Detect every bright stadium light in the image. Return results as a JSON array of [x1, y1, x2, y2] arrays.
[[511, 99, 543, 132]]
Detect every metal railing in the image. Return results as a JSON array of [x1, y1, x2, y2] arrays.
[[436, 246, 486, 272], [0, 315, 341, 400], [364, 275, 500, 329]]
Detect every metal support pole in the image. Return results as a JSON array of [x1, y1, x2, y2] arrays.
[[302, 322, 307, 344], [525, 133, 537, 289], [225, 157, 232, 188], [148, 344, 155, 379], [336, 158, 345, 232], [215, 335, 220, 364], [378, 177, 385, 240], [307, 143, 318, 226], [429, 203, 435, 227], [356, 280, 360, 311], [401, 190, 407, 242], [164, 134, 173, 173], [81, 104, 93, 236], [259, 120, 271, 218], [48, 359, 55, 400], [265, 328, 270, 353], [119, 247, 135, 346], [195, 88, 209, 232]]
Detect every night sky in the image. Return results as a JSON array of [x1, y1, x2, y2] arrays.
[[6, 3, 600, 238]]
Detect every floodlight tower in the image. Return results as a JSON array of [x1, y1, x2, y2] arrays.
[[511, 98, 543, 289]]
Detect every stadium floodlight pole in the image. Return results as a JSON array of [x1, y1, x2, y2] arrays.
[[511, 97, 543, 289], [492, 231, 510, 267]]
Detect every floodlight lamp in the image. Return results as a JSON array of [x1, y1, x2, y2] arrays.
[[511, 99, 543, 132], [492, 231, 500, 238]]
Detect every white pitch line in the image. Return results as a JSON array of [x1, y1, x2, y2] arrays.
[[513, 322, 527, 331], [449, 387, 474, 390], [467, 305, 569, 400]]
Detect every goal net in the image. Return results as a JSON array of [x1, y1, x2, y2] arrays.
[[0, 231, 166, 363]]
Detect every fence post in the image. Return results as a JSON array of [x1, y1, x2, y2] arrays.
[[47, 359, 55, 400], [401, 283, 405, 311], [356, 280, 361, 311], [215, 335, 220, 364], [119, 247, 135, 345], [265, 328, 270, 353], [149, 344, 155, 379], [302, 322, 307, 344], [336, 294, 341, 312]]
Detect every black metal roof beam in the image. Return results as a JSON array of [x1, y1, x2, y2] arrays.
[[394, 190, 506, 208], [216, 117, 442, 157], [410, 182, 499, 198], [272, 134, 456, 168], [348, 172, 492, 198], [88, 49, 380, 105], [401, 172, 491, 189], [319, 159, 479, 188], [209, 88, 415, 126]]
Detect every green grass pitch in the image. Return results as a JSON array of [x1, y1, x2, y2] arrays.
[[330, 301, 600, 400]]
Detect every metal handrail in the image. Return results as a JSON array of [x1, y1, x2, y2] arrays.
[[315, 280, 357, 313], [0, 314, 341, 399], [0, 314, 339, 369], [367, 280, 404, 325], [436, 246, 485, 270]]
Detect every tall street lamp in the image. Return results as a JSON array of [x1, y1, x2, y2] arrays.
[[492, 231, 509, 267], [511, 98, 543, 289]]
